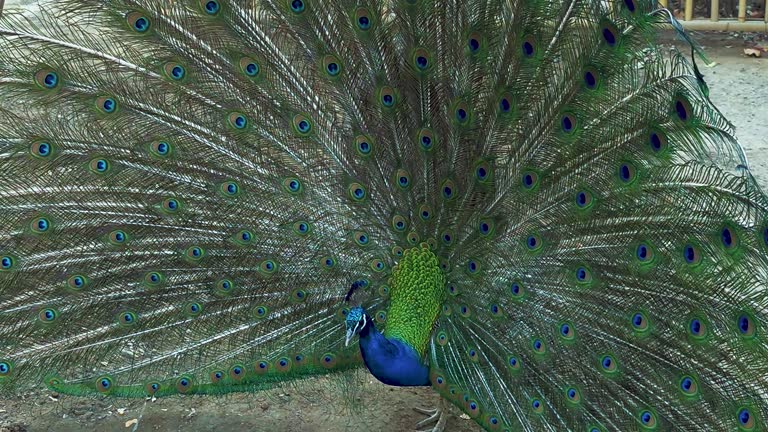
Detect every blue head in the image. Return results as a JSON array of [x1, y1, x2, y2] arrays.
[[345, 306, 367, 346]]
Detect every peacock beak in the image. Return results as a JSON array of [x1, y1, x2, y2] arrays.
[[345, 327, 355, 346]]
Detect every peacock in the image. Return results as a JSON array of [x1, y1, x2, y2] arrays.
[[1, 0, 767, 430]]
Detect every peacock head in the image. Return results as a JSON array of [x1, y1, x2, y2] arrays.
[[344, 306, 367, 346]]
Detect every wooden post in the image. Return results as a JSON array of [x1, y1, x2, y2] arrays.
[[685, 0, 694, 20], [710, 0, 719, 21], [738, 0, 746, 22]]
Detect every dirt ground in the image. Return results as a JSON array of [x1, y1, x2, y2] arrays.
[[0, 5, 767, 431]]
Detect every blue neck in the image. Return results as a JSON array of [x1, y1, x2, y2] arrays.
[[357, 313, 430, 386]]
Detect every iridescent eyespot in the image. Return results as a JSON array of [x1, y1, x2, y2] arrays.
[[0, 255, 15, 271], [648, 129, 668, 153], [260, 259, 277, 274], [38, 308, 58, 323], [210, 370, 225, 384], [292, 114, 312, 135], [521, 171, 539, 190], [395, 169, 411, 190], [510, 280, 525, 299], [320, 353, 337, 368], [392, 215, 407, 232], [253, 305, 269, 319], [507, 356, 521, 371], [583, 67, 599, 90], [355, 7, 372, 30], [412, 47, 432, 72], [475, 161, 492, 183], [375, 310, 387, 322], [467, 32, 482, 53], [565, 387, 581, 405], [391, 246, 403, 257], [601, 21, 619, 47], [30, 216, 51, 234], [145, 381, 161, 395], [441, 230, 454, 246], [163, 62, 186, 81], [354, 231, 370, 246], [532, 338, 546, 354], [531, 398, 543, 414], [679, 375, 699, 397], [639, 410, 657, 429], [599, 354, 618, 374], [228, 112, 248, 130], [561, 113, 576, 134], [239, 57, 261, 78], [575, 190, 593, 209], [737, 407, 755, 430], [737, 313, 757, 338], [291, 288, 307, 302], [526, 234, 541, 251], [478, 219, 494, 236], [184, 302, 203, 317], [176, 376, 193, 393], [683, 243, 702, 266], [96, 96, 117, 113], [468, 348, 479, 362], [437, 331, 448, 346], [558, 322, 575, 341], [688, 316, 708, 339], [575, 266, 592, 284], [674, 95, 693, 123], [127, 11, 151, 33], [275, 357, 292, 372], [379, 285, 390, 297], [117, 311, 138, 326], [453, 101, 470, 125], [96, 376, 113, 393], [522, 35, 536, 57], [418, 128, 435, 151], [144, 271, 163, 288], [370, 259, 386, 272], [90, 158, 111, 174], [201, 0, 220, 15], [109, 229, 127, 245], [466, 259, 480, 275], [631, 312, 650, 333], [459, 305, 471, 317], [160, 198, 181, 213], [149, 140, 172, 157], [215, 279, 234, 295], [441, 179, 457, 200], [185, 246, 205, 260], [498, 93, 513, 115], [636, 243, 654, 263], [618, 161, 636, 184], [30, 140, 54, 158], [322, 54, 342, 77], [348, 182, 367, 201], [489, 303, 502, 317], [289, 0, 306, 14], [293, 220, 311, 235], [721, 225, 738, 250], [234, 229, 254, 245], [419, 204, 432, 220], [407, 231, 420, 245], [283, 177, 302, 194], [67, 274, 88, 290], [380, 86, 396, 108], [34, 69, 59, 90], [355, 134, 373, 156]]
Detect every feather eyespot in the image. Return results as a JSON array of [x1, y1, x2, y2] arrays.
[[163, 62, 186, 81], [417, 128, 435, 151], [176, 376, 193, 393], [355, 7, 372, 31], [475, 161, 492, 183], [201, 0, 220, 15], [618, 161, 637, 184], [260, 259, 277, 274], [441, 230, 454, 246], [108, 229, 127, 245], [631, 312, 650, 333], [522, 36, 536, 57], [532, 338, 546, 355], [674, 96, 693, 122], [683, 243, 702, 266], [289, 0, 306, 14], [599, 354, 618, 374], [291, 288, 307, 302], [34, 69, 59, 90], [96, 96, 117, 114], [38, 308, 58, 323], [636, 243, 654, 263], [521, 170, 539, 190], [575, 190, 594, 209], [648, 129, 668, 153], [392, 215, 407, 232], [507, 356, 521, 372], [67, 274, 88, 291], [679, 375, 699, 397], [565, 387, 581, 405], [89, 158, 111, 174], [282, 177, 302, 194], [559, 322, 575, 341], [239, 57, 261, 78], [145, 381, 161, 395], [688, 316, 708, 340], [355, 134, 373, 156], [320, 353, 337, 369], [96, 376, 114, 393], [395, 169, 411, 190], [639, 410, 657, 429], [354, 231, 370, 246], [348, 182, 367, 202], [419, 204, 432, 220], [30, 216, 51, 234], [738, 407, 755, 431], [0, 255, 15, 271], [275, 357, 292, 372], [149, 140, 172, 157], [560, 113, 577, 133], [601, 22, 619, 47], [209, 370, 225, 384], [737, 313, 757, 338], [160, 198, 181, 214], [30, 140, 54, 158], [583, 67, 600, 90], [441, 179, 457, 200], [228, 112, 248, 130], [185, 246, 205, 261], [184, 302, 203, 317], [412, 47, 432, 72], [117, 311, 138, 326], [126, 12, 151, 33], [253, 305, 269, 319], [144, 271, 164, 288], [407, 231, 420, 245], [510, 280, 525, 299], [531, 398, 543, 414], [370, 258, 386, 272], [379, 86, 396, 108], [322, 54, 342, 78], [292, 114, 313, 135]]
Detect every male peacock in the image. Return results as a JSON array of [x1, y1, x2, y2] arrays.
[[1, 0, 767, 431]]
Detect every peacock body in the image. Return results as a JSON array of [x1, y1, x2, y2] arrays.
[[1, 0, 767, 430]]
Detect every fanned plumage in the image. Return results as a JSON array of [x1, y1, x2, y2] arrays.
[[1, 0, 767, 430]]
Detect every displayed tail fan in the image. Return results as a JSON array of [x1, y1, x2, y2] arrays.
[[0, 0, 766, 431]]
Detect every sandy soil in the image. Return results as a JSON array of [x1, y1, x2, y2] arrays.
[[0, 8, 767, 431]]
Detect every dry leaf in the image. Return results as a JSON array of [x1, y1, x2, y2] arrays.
[[744, 48, 762, 58], [125, 419, 138, 428]]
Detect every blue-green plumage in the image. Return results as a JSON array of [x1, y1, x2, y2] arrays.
[[0, 0, 767, 431]]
